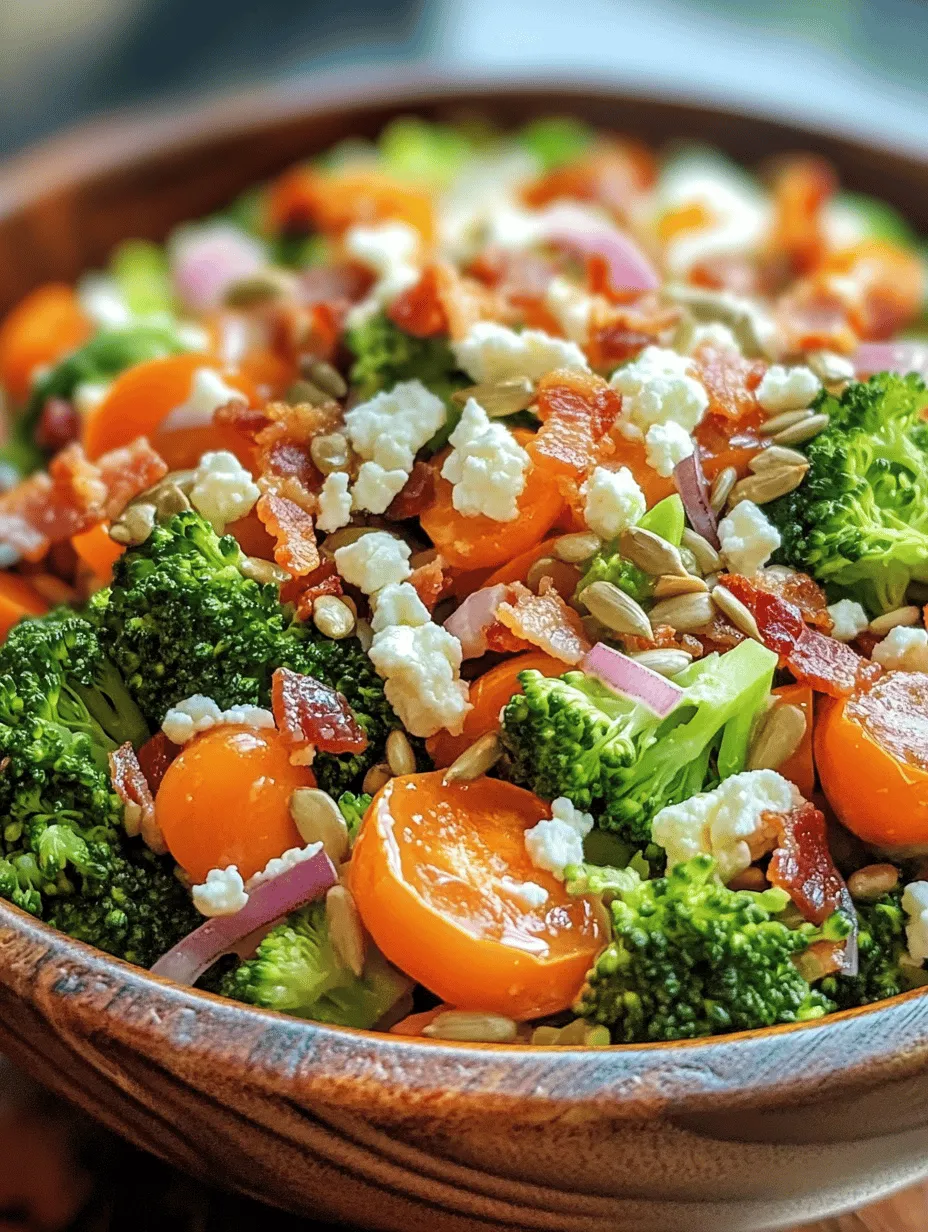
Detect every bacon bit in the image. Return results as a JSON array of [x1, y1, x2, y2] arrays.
[[496, 578, 591, 665], [533, 369, 622, 482], [136, 731, 180, 795], [109, 742, 166, 855], [621, 625, 705, 658], [300, 261, 373, 309], [294, 570, 343, 622], [820, 240, 925, 341], [484, 618, 534, 654], [767, 155, 837, 281], [722, 574, 807, 657], [389, 266, 448, 337], [271, 666, 368, 756], [255, 493, 319, 577], [522, 142, 656, 220], [691, 344, 766, 422], [586, 296, 681, 369], [390, 262, 501, 341], [776, 275, 859, 356], [214, 401, 270, 442], [787, 628, 881, 699], [468, 248, 562, 301], [96, 438, 168, 520], [35, 398, 80, 452], [689, 254, 763, 298], [747, 569, 833, 634], [387, 460, 436, 521], [409, 554, 447, 613], [254, 398, 343, 512], [767, 800, 857, 973]]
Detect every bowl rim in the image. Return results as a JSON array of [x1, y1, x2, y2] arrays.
[[3, 72, 928, 1112]]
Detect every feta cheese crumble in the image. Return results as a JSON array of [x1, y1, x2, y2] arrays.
[[188, 449, 261, 532], [161, 367, 246, 433], [344, 221, 421, 323], [644, 421, 695, 478], [610, 346, 709, 438], [77, 274, 132, 329], [718, 500, 782, 576], [545, 276, 598, 345], [440, 398, 530, 522], [344, 379, 446, 473], [315, 471, 352, 534], [452, 321, 589, 384], [903, 881, 928, 965], [334, 532, 411, 595], [368, 621, 470, 737], [524, 797, 594, 881], [192, 865, 249, 917], [370, 581, 431, 633], [581, 465, 646, 539], [652, 769, 801, 884], [872, 626, 928, 673], [246, 842, 324, 890], [756, 365, 821, 414], [686, 322, 741, 353], [161, 695, 275, 745], [351, 461, 409, 515], [827, 599, 870, 644]]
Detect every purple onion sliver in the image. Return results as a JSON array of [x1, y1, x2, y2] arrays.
[[582, 643, 683, 717], [673, 452, 719, 550], [852, 341, 928, 382], [150, 847, 338, 986]]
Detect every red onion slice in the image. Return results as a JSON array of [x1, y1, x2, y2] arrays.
[[537, 204, 659, 294], [852, 341, 928, 381], [674, 452, 719, 550], [582, 643, 684, 717], [150, 847, 338, 986], [170, 222, 266, 314], [443, 584, 511, 659]]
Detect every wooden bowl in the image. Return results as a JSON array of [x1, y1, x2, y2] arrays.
[[3, 74, 928, 1232]]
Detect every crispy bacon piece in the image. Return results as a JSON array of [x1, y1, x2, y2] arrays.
[[522, 141, 656, 220], [533, 370, 622, 482], [271, 667, 368, 756], [135, 731, 180, 795], [484, 618, 534, 654], [723, 574, 806, 656], [496, 578, 591, 665], [387, 460, 435, 521], [767, 800, 857, 973], [691, 344, 766, 422], [109, 742, 166, 855], [254, 398, 343, 512], [409, 554, 446, 613], [214, 401, 270, 442], [96, 438, 168, 520], [748, 569, 833, 634], [620, 625, 705, 658], [389, 262, 500, 341], [255, 493, 320, 577], [586, 295, 681, 368], [775, 275, 859, 355], [294, 570, 343, 622], [767, 155, 837, 280]]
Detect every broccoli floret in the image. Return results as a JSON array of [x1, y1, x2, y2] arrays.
[[501, 638, 776, 843], [91, 510, 400, 794], [575, 855, 847, 1042], [220, 899, 412, 1028], [575, 548, 652, 604], [518, 117, 596, 171], [337, 792, 373, 843], [765, 373, 928, 613], [821, 889, 910, 1009]]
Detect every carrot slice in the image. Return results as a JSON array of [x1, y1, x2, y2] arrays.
[[267, 166, 434, 241], [0, 284, 91, 404], [349, 772, 604, 1019], [772, 682, 815, 799], [71, 522, 124, 584], [0, 573, 48, 640]]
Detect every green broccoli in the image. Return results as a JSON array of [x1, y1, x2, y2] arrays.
[[821, 889, 911, 1010], [337, 792, 373, 843], [574, 494, 685, 604], [574, 855, 848, 1042], [91, 510, 400, 794], [220, 899, 412, 1028], [518, 117, 596, 172], [500, 638, 777, 843], [765, 373, 928, 613], [108, 240, 175, 317]]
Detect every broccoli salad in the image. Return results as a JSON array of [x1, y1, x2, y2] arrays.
[[3, 116, 928, 1046]]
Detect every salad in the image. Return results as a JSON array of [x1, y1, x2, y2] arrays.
[[2, 116, 928, 1047]]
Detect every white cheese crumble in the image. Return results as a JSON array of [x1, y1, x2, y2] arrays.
[[161, 694, 275, 745], [333, 532, 411, 595], [524, 797, 594, 881], [610, 346, 709, 439], [315, 471, 352, 534], [652, 769, 801, 885], [502, 878, 550, 909], [718, 500, 782, 576], [368, 621, 470, 737], [755, 365, 821, 414], [545, 276, 598, 345], [73, 381, 110, 418], [644, 421, 695, 477], [452, 321, 589, 384], [77, 274, 133, 329], [827, 599, 870, 644], [581, 465, 646, 539], [351, 461, 408, 515], [161, 368, 247, 433], [192, 866, 249, 917], [370, 581, 431, 633], [687, 322, 741, 353], [903, 881, 928, 965], [872, 626, 928, 673], [344, 379, 446, 473], [246, 842, 324, 890], [344, 221, 421, 323], [440, 398, 530, 522], [658, 166, 771, 276], [188, 450, 261, 533]]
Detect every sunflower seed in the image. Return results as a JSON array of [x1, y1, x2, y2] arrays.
[[652, 573, 708, 598], [648, 591, 715, 631], [807, 350, 855, 387], [746, 702, 806, 772], [290, 788, 350, 862], [287, 379, 331, 407], [711, 584, 763, 641], [224, 268, 297, 308], [386, 729, 417, 777], [326, 884, 366, 977], [301, 359, 347, 398], [759, 408, 814, 436], [748, 446, 809, 474], [868, 605, 921, 635], [728, 465, 808, 507], [581, 581, 653, 639], [530, 1019, 610, 1047], [629, 649, 693, 677], [709, 466, 737, 513], [240, 556, 290, 585], [109, 502, 156, 545], [444, 732, 504, 783], [771, 413, 830, 446], [619, 526, 688, 577], [451, 377, 535, 418], [312, 595, 357, 640], [681, 527, 722, 574], [362, 763, 393, 795], [554, 532, 602, 564], [423, 1010, 518, 1043], [310, 432, 350, 474], [847, 863, 900, 902], [526, 556, 579, 598]]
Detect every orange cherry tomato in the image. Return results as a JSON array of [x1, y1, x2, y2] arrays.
[[427, 652, 565, 768], [350, 772, 604, 1020], [0, 284, 91, 404], [772, 682, 815, 799], [82, 353, 257, 469], [815, 672, 928, 850], [155, 725, 313, 882], [0, 573, 48, 640], [71, 522, 124, 585]]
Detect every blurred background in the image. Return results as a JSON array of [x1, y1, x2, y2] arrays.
[[2, 0, 928, 158]]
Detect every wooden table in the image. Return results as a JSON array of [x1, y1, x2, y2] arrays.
[[0, 1056, 921, 1232]]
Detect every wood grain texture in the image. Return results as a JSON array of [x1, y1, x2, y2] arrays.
[[2, 77, 928, 1232]]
